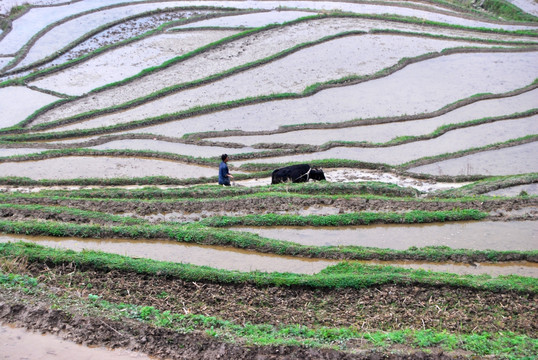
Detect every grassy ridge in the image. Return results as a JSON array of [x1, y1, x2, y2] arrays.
[[1, 215, 537, 263], [0, 242, 536, 293], [31, 181, 419, 199], [197, 209, 487, 227]]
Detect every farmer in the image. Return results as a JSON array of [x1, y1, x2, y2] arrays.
[[218, 153, 233, 186]]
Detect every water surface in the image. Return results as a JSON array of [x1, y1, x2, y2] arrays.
[[408, 142, 538, 176], [1, 234, 536, 277], [0, 156, 220, 180], [0, 324, 151, 360], [231, 221, 538, 251]]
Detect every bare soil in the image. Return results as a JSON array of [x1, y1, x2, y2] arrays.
[[0, 260, 535, 359], [2, 194, 536, 219]]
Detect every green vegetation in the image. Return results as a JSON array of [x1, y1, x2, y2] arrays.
[[109, 300, 538, 357], [480, 0, 538, 22], [438, 173, 538, 197], [1, 268, 535, 358], [198, 209, 487, 227], [32, 181, 420, 199], [1, 242, 536, 293], [1, 214, 536, 264]]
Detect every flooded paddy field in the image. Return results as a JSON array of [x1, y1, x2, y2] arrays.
[[28, 29, 240, 96], [206, 89, 538, 146], [408, 141, 538, 176], [0, 233, 536, 276], [33, 50, 538, 132], [231, 115, 537, 166], [0, 156, 220, 179], [231, 221, 538, 250], [1, 0, 537, 359], [0, 235, 337, 274]]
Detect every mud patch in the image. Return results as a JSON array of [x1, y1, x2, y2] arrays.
[[13, 263, 538, 335]]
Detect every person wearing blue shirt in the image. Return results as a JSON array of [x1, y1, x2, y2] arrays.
[[218, 154, 233, 186]]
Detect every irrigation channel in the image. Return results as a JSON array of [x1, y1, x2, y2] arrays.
[[1, 0, 538, 359]]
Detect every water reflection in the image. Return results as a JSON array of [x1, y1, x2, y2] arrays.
[[0, 233, 536, 277], [231, 221, 538, 251]]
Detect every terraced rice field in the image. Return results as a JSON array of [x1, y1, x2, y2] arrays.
[[0, 0, 537, 359]]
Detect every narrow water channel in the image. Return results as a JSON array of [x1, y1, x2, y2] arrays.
[[0, 235, 335, 275], [0, 233, 536, 277]]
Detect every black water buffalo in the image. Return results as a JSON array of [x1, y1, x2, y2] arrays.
[[271, 164, 326, 184]]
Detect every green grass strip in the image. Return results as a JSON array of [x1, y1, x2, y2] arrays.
[[399, 134, 538, 169], [33, 181, 420, 199], [438, 173, 538, 197], [0, 242, 535, 294], [480, 0, 538, 22], [198, 209, 487, 227], [1, 215, 536, 265], [0, 186, 523, 206]]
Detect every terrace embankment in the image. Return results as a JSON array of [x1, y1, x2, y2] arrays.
[[2, 193, 535, 219], [2, 234, 536, 277], [5, 262, 537, 335]]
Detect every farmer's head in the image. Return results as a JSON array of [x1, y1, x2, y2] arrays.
[[221, 154, 228, 162]]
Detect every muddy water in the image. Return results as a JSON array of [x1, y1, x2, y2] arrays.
[[40, 33, 497, 130], [0, 147, 48, 158], [33, 15, 536, 128], [32, 17, 372, 125], [231, 221, 538, 251], [236, 168, 471, 192], [16, 9, 220, 71], [408, 142, 538, 176], [30, 30, 239, 96], [123, 52, 538, 140], [0, 86, 59, 129], [49, 39, 514, 132], [1, 233, 536, 277], [0, 156, 222, 180], [14, 3, 201, 70], [0, 235, 337, 274], [232, 116, 538, 167], [176, 10, 314, 28], [207, 89, 538, 146], [89, 139, 263, 157], [0, 0, 151, 54], [508, 0, 538, 16], [487, 183, 538, 196], [362, 259, 538, 277], [0, 324, 152, 360], [106, 1, 538, 31]]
